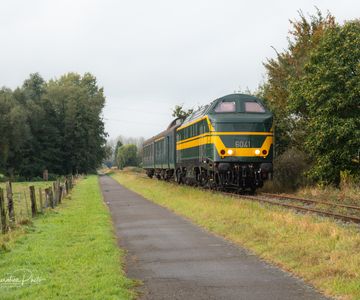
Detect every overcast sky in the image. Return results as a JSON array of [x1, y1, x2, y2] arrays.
[[1, 0, 359, 140]]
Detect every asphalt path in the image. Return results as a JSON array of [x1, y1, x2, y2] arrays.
[[99, 175, 328, 300]]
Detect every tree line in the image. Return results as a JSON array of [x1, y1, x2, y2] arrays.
[[258, 10, 359, 187], [0, 72, 107, 180]]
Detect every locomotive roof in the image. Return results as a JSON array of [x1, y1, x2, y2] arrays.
[[182, 93, 268, 124], [143, 94, 270, 146]]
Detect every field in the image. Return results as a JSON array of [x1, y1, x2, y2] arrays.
[[0, 181, 54, 225], [0, 175, 136, 300], [112, 171, 360, 300]]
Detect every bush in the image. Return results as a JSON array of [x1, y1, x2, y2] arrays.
[[13, 175, 26, 182], [117, 144, 139, 169], [271, 148, 310, 191], [0, 174, 9, 183], [48, 173, 58, 181], [340, 170, 360, 190]]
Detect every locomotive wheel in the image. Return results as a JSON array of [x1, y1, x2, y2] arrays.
[[249, 186, 256, 195], [175, 169, 183, 184]]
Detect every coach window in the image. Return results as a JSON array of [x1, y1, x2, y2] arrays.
[[244, 101, 265, 113], [214, 101, 236, 113]]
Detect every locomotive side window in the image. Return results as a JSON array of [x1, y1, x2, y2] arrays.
[[244, 101, 265, 113], [214, 101, 236, 113]]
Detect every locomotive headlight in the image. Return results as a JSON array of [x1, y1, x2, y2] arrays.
[[255, 149, 261, 155], [227, 149, 233, 155]]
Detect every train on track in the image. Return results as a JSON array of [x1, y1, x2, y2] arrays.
[[142, 94, 274, 193]]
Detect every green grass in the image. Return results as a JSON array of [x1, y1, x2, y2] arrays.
[[112, 171, 360, 300], [0, 175, 136, 300]]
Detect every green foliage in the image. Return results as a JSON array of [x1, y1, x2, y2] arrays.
[[103, 144, 114, 167], [260, 9, 360, 185], [0, 72, 107, 177], [271, 148, 310, 191], [114, 140, 123, 167], [289, 21, 360, 184], [116, 144, 139, 169], [172, 104, 193, 119], [260, 9, 336, 155]]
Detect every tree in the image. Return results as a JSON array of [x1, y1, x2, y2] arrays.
[[103, 143, 114, 168], [114, 140, 123, 167], [11, 73, 58, 178], [47, 72, 107, 174], [116, 144, 138, 169], [260, 9, 336, 155], [0, 88, 28, 175], [289, 21, 360, 184], [172, 105, 193, 119]]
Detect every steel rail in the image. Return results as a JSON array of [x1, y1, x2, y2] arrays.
[[261, 192, 360, 211], [222, 192, 360, 224]]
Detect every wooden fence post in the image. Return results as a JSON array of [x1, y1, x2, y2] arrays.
[[52, 182, 57, 206], [65, 180, 69, 195], [49, 189, 54, 209], [44, 188, 49, 208], [0, 188, 8, 234], [39, 188, 43, 213], [6, 182, 15, 224], [58, 186, 63, 204], [43, 169, 48, 181], [29, 186, 37, 217], [56, 179, 61, 204], [68, 175, 73, 190]]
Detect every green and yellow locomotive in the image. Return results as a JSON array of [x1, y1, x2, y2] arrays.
[[142, 94, 273, 192]]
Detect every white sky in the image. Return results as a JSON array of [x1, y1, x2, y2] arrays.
[[0, 0, 359, 140]]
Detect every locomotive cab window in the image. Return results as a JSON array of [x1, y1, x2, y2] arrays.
[[244, 101, 265, 113], [214, 101, 236, 113]]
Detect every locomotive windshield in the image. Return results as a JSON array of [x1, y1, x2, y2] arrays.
[[214, 101, 236, 112], [244, 101, 265, 113]]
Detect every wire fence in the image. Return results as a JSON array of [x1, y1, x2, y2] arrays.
[[0, 175, 77, 234]]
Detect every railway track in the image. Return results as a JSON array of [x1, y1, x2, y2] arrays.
[[145, 174, 360, 224], [225, 192, 360, 224]]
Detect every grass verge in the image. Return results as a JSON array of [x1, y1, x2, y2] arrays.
[[112, 171, 360, 300], [0, 175, 136, 300]]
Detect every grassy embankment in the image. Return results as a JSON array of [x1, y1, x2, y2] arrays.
[[260, 180, 360, 207], [112, 171, 360, 300], [0, 175, 136, 300]]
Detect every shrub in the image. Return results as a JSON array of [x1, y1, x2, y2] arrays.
[[271, 147, 310, 191]]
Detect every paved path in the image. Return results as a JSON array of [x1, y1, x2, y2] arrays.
[[99, 175, 328, 300]]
